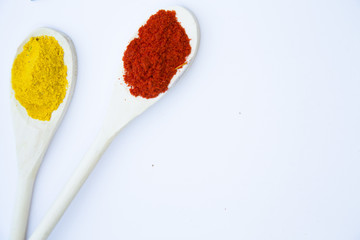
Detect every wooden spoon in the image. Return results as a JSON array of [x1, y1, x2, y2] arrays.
[[29, 6, 200, 240], [10, 28, 77, 240]]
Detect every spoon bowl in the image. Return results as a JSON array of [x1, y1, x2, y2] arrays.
[[104, 6, 200, 136], [10, 28, 77, 240], [30, 6, 199, 240]]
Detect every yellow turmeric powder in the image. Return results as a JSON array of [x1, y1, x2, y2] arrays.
[[11, 36, 68, 121]]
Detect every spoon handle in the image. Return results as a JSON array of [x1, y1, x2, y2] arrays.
[[29, 130, 115, 240], [10, 173, 36, 240]]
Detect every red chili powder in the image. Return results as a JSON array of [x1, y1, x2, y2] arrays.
[[122, 10, 191, 98]]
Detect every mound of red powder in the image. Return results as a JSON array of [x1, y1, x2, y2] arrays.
[[122, 10, 191, 99]]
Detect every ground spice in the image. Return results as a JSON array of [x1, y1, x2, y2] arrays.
[[12, 36, 68, 121], [123, 10, 191, 98]]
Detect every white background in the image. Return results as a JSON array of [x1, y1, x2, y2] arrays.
[[1, 0, 360, 239]]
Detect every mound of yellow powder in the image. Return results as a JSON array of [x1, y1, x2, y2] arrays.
[[12, 36, 68, 121]]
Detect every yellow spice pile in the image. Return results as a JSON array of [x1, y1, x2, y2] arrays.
[[12, 36, 68, 121]]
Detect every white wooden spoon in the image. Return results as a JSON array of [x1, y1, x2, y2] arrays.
[[10, 28, 77, 240], [29, 6, 200, 240]]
